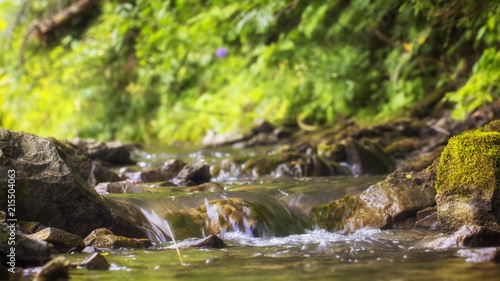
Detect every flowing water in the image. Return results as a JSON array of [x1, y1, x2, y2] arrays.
[[61, 146, 500, 280]]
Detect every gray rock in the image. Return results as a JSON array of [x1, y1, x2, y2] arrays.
[[95, 181, 147, 194], [180, 235, 227, 249], [79, 253, 110, 270], [174, 160, 211, 186], [68, 138, 137, 165], [0, 129, 147, 238]]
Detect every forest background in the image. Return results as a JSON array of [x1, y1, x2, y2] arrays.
[[0, 0, 499, 144]]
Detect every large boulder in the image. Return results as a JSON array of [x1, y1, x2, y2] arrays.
[[49, 138, 122, 185], [0, 129, 147, 238], [435, 131, 500, 233], [313, 169, 436, 232]]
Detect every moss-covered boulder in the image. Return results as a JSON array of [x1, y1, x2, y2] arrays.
[[435, 131, 500, 233], [313, 171, 436, 232], [84, 228, 152, 249], [165, 198, 307, 239]]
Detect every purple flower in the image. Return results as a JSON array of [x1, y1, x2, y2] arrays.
[[215, 47, 228, 58]]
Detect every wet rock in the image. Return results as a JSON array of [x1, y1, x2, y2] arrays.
[[0, 225, 52, 267], [435, 130, 500, 233], [343, 138, 395, 175], [187, 182, 224, 192], [165, 198, 305, 240], [415, 211, 440, 231], [0, 129, 148, 238], [84, 228, 152, 249], [79, 253, 110, 270], [180, 235, 227, 249], [174, 160, 211, 186], [67, 138, 138, 165], [82, 246, 99, 253], [126, 159, 186, 183], [30, 227, 85, 251], [423, 225, 500, 249], [245, 132, 278, 147], [202, 130, 244, 147], [49, 138, 122, 185], [457, 247, 500, 263], [34, 256, 70, 281], [384, 137, 420, 158], [95, 181, 147, 194], [313, 172, 436, 232]]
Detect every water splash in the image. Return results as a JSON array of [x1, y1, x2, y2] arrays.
[[139, 208, 173, 244]]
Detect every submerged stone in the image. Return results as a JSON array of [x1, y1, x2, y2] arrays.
[[165, 198, 306, 239], [84, 228, 152, 249], [435, 131, 500, 233]]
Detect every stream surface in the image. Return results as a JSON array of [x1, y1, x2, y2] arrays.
[[63, 146, 500, 280]]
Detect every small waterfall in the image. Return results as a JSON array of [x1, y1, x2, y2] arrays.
[[139, 208, 175, 244]]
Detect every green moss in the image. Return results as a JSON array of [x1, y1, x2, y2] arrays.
[[436, 131, 500, 195]]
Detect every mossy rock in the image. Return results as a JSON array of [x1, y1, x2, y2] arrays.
[[435, 130, 500, 233], [243, 152, 303, 177], [313, 172, 436, 233], [165, 198, 308, 239], [84, 228, 152, 249], [312, 195, 357, 231], [384, 137, 420, 158]]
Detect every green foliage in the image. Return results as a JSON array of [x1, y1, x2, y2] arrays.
[[436, 131, 500, 195], [1, 0, 500, 143]]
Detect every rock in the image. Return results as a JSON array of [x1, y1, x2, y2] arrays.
[[415, 211, 440, 231], [173, 160, 211, 186], [84, 228, 152, 249], [68, 138, 137, 165], [313, 172, 436, 232], [202, 130, 245, 147], [244, 132, 278, 147], [384, 137, 420, 158], [34, 256, 70, 281], [187, 182, 224, 192], [0, 225, 52, 267], [49, 138, 122, 185], [79, 253, 110, 270], [165, 198, 305, 240], [82, 246, 99, 253], [180, 235, 227, 249], [0, 129, 148, 238], [435, 131, 500, 233], [251, 119, 275, 135], [95, 181, 147, 194], [30, 227, 85, 251], [457, 247, 500, 263], [343, 138, 395, 175], [423, 225, 500, 249], [161, 159, 187, 178], [17, 221, 46, 234]]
